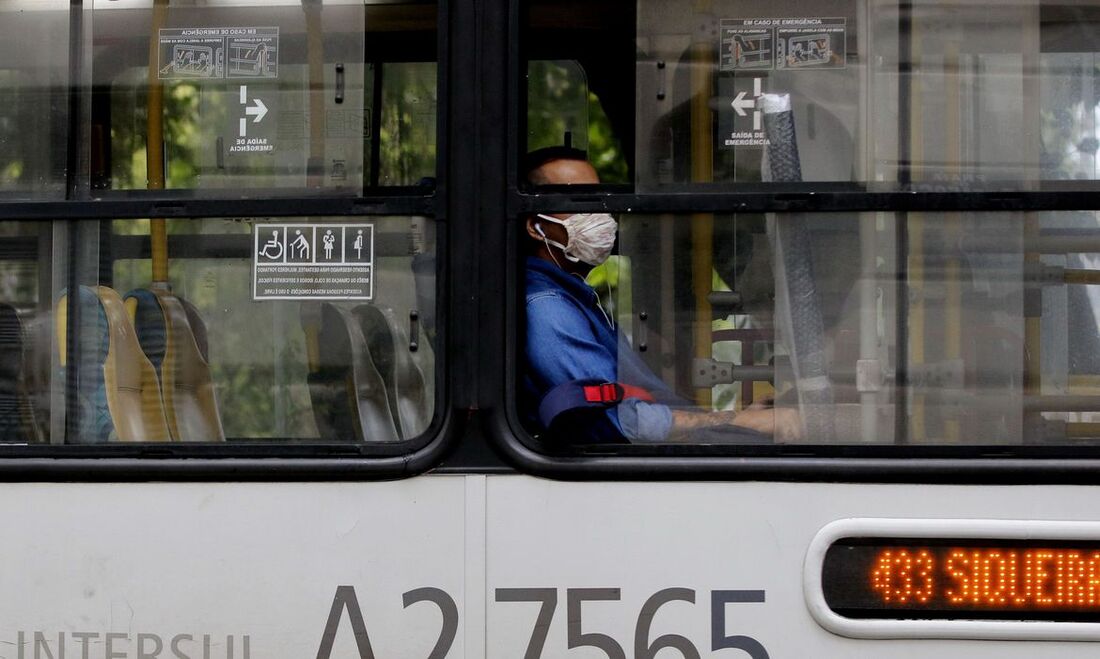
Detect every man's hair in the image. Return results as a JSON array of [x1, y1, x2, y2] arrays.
[[523, 146, 590, 186]]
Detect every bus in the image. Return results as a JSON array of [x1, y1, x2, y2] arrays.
[[0, 0, 1099, 656]]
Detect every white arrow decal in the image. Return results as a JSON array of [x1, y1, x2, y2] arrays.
[[246, 97, 268, 123], [731, 91, 754, 116]]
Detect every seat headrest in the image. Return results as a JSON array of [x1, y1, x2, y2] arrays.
[[123, 289, 167, 376]]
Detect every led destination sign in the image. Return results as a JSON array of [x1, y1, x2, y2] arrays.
[[823, 539, 1100, 621]]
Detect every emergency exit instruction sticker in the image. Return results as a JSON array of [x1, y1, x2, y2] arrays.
[[721, 18, 846, 71], [253, 224, 373, 300], [159, 27, 279, 80]]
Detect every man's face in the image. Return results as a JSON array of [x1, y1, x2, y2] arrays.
[[525, 158, 601, 274]]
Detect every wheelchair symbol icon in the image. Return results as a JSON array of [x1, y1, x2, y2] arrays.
[[259, 229, 284, 261]]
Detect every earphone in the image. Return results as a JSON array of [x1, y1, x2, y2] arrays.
[[533, 219, 613, 329], [535, 221, 565, 270]]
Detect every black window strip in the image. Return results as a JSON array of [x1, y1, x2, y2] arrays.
[[481, 416, 1100, 484], [63, 0, 87, 445], [0, 458, 411, 482], [511, 190, 1100, 215], [0, 195, 436, 221]]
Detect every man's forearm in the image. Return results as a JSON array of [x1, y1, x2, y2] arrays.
[[667, 409, 739, 441], [668, 407, 799, 441]]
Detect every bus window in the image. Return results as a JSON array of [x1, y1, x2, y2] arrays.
[[92, 0, 437, 194], [23, 215, 439, 444], [0, 2, 70, 199], [92, 216, 437, 444], [0, 0, 441, 447], [635, 0, 1100, 188], [523, 206, 1100, 446], [518, 0, 1100, 448]]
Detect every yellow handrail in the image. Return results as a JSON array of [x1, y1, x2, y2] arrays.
[[147, 0, 170, 285], [689, 25, 714, 408]]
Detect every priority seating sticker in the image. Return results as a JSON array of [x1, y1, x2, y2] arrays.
[[253, 223, 373, 300]]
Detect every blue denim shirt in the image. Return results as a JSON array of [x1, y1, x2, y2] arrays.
[[522, 257, 679, 442]]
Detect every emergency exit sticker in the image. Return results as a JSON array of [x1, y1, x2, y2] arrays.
[[720, 18, 846, 71], [159, 27, 279, 80], [721, 20, 774, 71], [253, 224, 373, 300], [718, 76, 770, 148], [776, 18, 846, 70]]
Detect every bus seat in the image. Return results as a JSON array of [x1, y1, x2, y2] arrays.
[[354, 304, 429, 439], [0, 303, 40, 442], [125, 289, 225, 442], [124, 290, 166, 374], [56, 287, 171, 442], [309, 303, 400, 442], [180, 297, 211, 360], [56, 288, 113, 441]]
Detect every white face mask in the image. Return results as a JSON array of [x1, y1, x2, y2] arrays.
[[536, 213, 618, 266]]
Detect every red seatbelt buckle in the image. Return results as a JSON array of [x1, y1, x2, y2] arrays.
[[583, 383, 622, 404]]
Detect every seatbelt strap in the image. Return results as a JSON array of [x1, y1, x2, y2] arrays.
[[539, 378, 655, 428], [582, 382, 654, 404]]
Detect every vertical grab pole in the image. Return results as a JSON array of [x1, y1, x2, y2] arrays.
[[689, 1, 714, 409], [147, 0, 170, 286]]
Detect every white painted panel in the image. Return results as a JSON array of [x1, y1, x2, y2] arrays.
[[486, 478, 1100, 657], [0, 479, 466, 658], [9, 476, 1100, 657]]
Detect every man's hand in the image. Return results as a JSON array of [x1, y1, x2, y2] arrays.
[[730, 405, 802, 441], [668, 400, 802, 441]]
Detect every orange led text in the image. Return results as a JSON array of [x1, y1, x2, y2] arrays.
[[870, 547, 1100, 609]]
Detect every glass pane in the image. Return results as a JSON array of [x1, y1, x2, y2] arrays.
[[92, 0, 437, 194], [633, 0, 1100, 188], [521, 207, 1100, 446], [0, 222, 50, 442], [0, 1, 71, 198], [377, 62, 438, 186], [1, 217, 436, 444], [528, 60, 590, 154], [522, 4, 632, 184]]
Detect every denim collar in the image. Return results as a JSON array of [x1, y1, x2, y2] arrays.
[[525, 256, 597, 304]]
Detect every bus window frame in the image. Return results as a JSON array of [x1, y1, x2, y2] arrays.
[[484, 0, 1100, 482], [0, 0, 458, 479]]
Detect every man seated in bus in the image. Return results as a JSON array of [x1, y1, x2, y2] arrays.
[[521, 147, 800, 443]]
